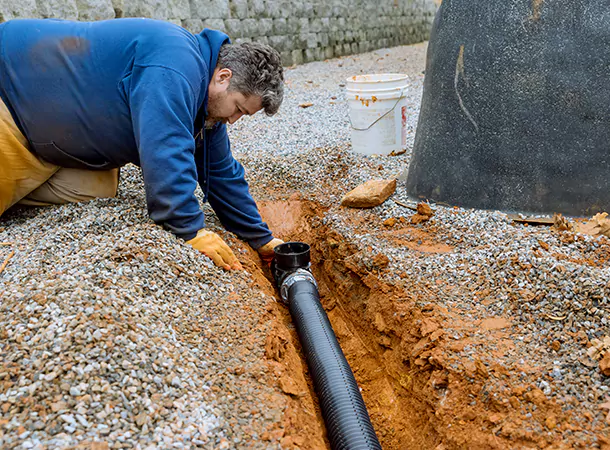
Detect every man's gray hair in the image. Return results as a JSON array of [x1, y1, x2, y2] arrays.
[[217, 42, 284, 116]]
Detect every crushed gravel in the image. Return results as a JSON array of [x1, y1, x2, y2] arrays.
[[0, 171, 284, 449]]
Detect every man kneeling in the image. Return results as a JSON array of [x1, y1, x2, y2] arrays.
[[0, 18, 284, 269]]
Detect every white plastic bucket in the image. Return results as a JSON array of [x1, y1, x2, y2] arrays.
[[345, 74, 409, 155]]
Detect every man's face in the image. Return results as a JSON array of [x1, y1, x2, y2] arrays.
[[207, 68, 263, 127]]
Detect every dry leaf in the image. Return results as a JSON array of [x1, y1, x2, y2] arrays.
[[576, 212, 610, 238], [587, 336, 610, 360], [298, 102, 314, 108], [553, 213, 574, 231]]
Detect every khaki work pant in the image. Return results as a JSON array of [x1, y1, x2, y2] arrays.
[[0, 98, 119, 216]]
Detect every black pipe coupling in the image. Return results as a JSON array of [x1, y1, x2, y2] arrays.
[[271, 242, 317, 303]]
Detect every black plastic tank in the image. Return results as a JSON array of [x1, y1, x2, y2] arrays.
[[406, 0, 610, 216]]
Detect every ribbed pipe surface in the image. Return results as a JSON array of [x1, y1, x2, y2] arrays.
[[287, 280, 381, 449]]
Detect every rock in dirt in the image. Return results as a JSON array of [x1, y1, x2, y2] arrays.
[[599, 353, 610, 376], [383, 217, 398, 228], [411, 202, 435, 224], [340, 179, 396, 208]]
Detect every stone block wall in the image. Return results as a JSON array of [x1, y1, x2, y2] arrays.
[[0, 0, 437, 65]]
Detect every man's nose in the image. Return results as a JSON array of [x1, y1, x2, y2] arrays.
[[228, 112, 244, 124]]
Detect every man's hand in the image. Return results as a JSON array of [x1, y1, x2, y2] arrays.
[[187, 229, 242, 271], [258, 238, 284, 262]]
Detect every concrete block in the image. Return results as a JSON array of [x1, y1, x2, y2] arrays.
[[123, 0, 189, 20], [111, 0, 123, 17], [269, 34, 290, 52], [202, 18, 226, 32], [265, 0, 281, 18], [229, 0, 248, 19], [324, 46, 334, 59], [306, 32, 317, 49], [183, 18, 204, 33], [248, 0, 265, 18], [309, 17, 322, 32], [319, 32, 329, 47], [224, 18, 243, 37], [287, 17, 301, 33], [190, 0, 229, 19], [314, 3, 332, 17], [328, 17, 339, 32], [291, 49, 305, 64], [234, 37, 252, 44], [296, 33, 307, 48], [272, 18, 287, 34], [314, 47, 324, 60], [304, 48, 315, 62], [302, 1, 313, 18], [298, 17, 309, 33], [0, 0, 38, 21], [291, 49, 303, 65], [253, 35, 268, 45], [258, 17, 273, 35], [168, 0, 191, 19], [241, 17, 258, 37], [76, 0, 115, 20], [37, 0, 78, 19], [278, 1, 292, 18], [280, 50, 293, 66]]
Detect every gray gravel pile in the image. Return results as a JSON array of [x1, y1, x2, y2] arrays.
[[325, 199, 610, 435], [0, 168, 283, 449], [234, 42, 610, 443]]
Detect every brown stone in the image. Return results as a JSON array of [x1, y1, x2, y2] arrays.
[[509, 396, 520, 409], [383, 217, 398, 227], [545, 415, 557, 430], [278, 375, 301, 396], [340, 179, 397, 208], [411, 202, 435, 224], [524, 388, 547, 406], [372, 253, 390, 269], [91, 443, 109, 450]]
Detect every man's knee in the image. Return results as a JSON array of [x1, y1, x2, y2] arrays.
[[20, 168, 120, 206]]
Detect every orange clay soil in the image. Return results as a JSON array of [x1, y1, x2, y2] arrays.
[[235, 197, 610, 450]]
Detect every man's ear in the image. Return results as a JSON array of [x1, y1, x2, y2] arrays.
[[216, 68, 233, 86]]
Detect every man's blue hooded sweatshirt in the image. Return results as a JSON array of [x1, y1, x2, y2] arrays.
[[0, 18, 273, 247]]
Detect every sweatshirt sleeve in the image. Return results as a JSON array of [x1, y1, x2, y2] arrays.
[[128, 65, 204, 241], [205, 124, 274, 249]]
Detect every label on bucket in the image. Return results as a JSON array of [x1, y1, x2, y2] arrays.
[[402, 106, 407, 146]]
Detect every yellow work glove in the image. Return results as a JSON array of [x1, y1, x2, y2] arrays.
[[187, 229, 242, 271], [258, 238, 284, 263]]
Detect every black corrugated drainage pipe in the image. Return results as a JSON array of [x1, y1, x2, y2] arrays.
[[272, 242, 382, 450]]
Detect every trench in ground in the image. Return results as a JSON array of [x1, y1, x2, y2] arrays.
[[255, 198, 445, 450]]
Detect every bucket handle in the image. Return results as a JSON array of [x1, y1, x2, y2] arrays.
[[349, 88, 406, 131]]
